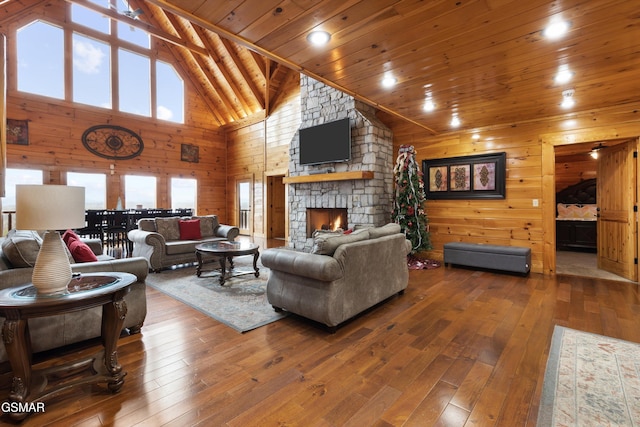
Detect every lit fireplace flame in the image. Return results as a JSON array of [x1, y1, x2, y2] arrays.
[[333, 216, 342, 230]]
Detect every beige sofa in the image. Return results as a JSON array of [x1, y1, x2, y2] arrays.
[[261, 223, 411, 330], [0, 230, 148, 363], [127, 215, 239, 272]]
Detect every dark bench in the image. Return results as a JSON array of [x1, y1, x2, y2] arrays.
[[443, 242, 531, 274]]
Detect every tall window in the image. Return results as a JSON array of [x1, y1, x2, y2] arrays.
[[17, 21, 64, 99], [119, 49, 150, 116], [157, 60, 185, 123], [171, 178, 197, 210], [124, 175, 156, 209], [16, 3, 185, 123], [67, 172, 107, 209], [73, 33, 111, 108]]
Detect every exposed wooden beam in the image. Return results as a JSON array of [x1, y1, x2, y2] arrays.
[[162, 12, 241, 123], [192, 25, 252, 117], [218, 37, 265, 111]]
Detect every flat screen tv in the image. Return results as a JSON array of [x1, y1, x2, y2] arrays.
[[299, 118, 351, 166]]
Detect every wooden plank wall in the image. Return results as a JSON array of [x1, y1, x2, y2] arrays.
[[4, 93, 227, 217], [385, 108, 640, 275], [226, 72, 300, 236]]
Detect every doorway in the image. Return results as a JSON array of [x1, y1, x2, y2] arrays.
[[237, 179, 252, 235], [266, 175, 286, 240], [553, 138, 637, 282]]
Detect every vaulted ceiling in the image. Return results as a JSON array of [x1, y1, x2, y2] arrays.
[[144, 0, 640, 135], [7, 0, 640, 135]]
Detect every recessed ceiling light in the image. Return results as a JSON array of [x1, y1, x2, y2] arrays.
[[561, 89, 575, 108], [544, 19, 570, 39], [307, 30, 331, 46], [381, 76, 397, 88], [450, 114, 461, 127], [472, 133, 480, 140], [423, 98, 435, 112], [555, 64, 574, 84]]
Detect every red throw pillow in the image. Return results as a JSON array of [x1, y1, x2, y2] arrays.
[[62, 229, 80, 245], [68, 239, 98, 263], [179, 219, 202, 240]]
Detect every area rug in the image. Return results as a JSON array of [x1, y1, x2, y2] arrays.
[[537, 325, 640, 426], [145, 261, 287, 333]]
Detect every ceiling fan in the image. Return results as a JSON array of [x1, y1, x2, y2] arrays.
[[122, 8, 143, 19], [108, 0, 143, 20]]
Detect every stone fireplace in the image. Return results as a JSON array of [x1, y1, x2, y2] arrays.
[[288, 76, 394, 251], [306, 208, 348, 237]]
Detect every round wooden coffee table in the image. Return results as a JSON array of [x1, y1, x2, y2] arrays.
[[0, 272, 136, 421], [195, 241, 260, 285]]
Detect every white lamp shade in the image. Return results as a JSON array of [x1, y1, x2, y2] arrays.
[[16, 185, 86, 231]]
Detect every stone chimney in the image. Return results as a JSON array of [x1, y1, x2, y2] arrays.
[[288, 76, 394, 251]]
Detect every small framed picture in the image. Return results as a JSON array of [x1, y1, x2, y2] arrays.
[[6, 119, 29, 145], [450, 164, 471, 191], [428, 165, 448, 192], [181, 144, 199, 163]]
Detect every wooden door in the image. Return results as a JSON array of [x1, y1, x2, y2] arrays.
[[267, 175, 286, 239], [597, 140, 638, 281]]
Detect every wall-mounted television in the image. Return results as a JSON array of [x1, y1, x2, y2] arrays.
[[299, 118, 351, 166]]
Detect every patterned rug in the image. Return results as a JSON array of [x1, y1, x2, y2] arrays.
[[537, 325, 640, 426], [145, 260, 287, 333]]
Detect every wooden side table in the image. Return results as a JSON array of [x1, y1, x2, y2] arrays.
[[0, 272, 136, 421]]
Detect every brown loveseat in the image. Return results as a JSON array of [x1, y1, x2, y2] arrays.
[[0, 230, 148, 363], [127, 215, 239, 272], [261, 223, 411, 329]]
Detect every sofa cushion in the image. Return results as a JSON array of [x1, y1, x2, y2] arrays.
[[179, 219, 202, 240], [62, 229, 80, 245], [155, 217, 181, 241], [68, 238, 99, 263], [137, 218, 157, 232], [369, 223, 402, 239], [312, 229, 370, 256], [194, 215, 219, 237], [0, 230, 42, 268]]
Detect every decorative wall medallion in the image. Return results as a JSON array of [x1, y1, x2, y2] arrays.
[[81, 125, 144, 160]]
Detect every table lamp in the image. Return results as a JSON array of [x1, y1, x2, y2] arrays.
[[15, 185, 85, 294]]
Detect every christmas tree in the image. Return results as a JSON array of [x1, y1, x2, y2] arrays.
[[392, 145, 432, 254]]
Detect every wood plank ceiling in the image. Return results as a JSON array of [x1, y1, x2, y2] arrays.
[[145, 0, 640, 134], [8, 0, 640, 134]]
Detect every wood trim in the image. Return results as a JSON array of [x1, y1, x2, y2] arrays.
[[282, 171, 374, 184]]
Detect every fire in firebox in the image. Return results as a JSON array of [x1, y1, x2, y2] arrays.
[[306, 208, 348, 237]]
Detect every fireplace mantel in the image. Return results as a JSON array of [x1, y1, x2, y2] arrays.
[[283, 170, 374, 184]]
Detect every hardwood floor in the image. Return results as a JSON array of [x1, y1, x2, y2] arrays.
[[2, 256, 640, 426]]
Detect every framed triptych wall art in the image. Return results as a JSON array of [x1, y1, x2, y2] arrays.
[[422, 152, 506, 199]]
